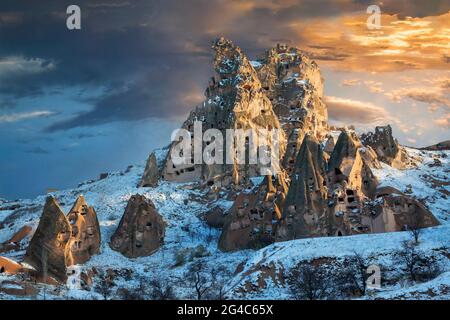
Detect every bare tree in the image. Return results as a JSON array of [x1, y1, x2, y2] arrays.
[[396, 241, 419, 281], [206, 265, 231, 300], [94, 271, 113, 300], [406, 210, 423, 245], [117, 287, 145, 300], [339, 251, 372, 297], [395, 241, 441, 282], [288, 263, 329, 300], [185, 261, 211, 300], [149, 278, 176, 300]]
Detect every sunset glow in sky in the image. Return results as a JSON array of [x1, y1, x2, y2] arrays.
[[0, 0, 449, 199]]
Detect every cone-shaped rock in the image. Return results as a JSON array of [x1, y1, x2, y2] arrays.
[[275, 135, 328, 240], [138, 152, 159, 188], [65, 195, 101, 266], [24, 197, 71, 281], [327, 130, 379, 199], [110, 195, 165, 258]]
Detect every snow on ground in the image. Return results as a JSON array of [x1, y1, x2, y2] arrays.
[[0, 147, 449, 300], [0, 149, 249, 299], [372, 147, 449, 221], [226, 148, 450, 299]]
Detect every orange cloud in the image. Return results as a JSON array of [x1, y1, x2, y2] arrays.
[[291, 11, 450, 72]]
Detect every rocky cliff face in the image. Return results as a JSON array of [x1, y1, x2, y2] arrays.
[[361, 125, 412, 169], [110, 194, 165, 258], [253, 44, 328, 175], [162, 38, 286, 187], [143, 39, 439, 250]]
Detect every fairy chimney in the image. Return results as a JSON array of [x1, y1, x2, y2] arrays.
[[24, 196, 101, 282], [327, 130, 379, 199], [24, 197, 71, 281], [110, 194, 165, 258], [138, 152, 159, 188], [275, 135, 328, 241], [65, 195, 101, 266]]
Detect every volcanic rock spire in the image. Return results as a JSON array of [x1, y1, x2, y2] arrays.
[[24, 197, 71, 281], [65, 195, 101, 266], [275, 135, 328, 240], [24, 196, 101, 282], [139, 152, 159, 188], [110, 194, 165, 258], [162, 37, 286, 187]]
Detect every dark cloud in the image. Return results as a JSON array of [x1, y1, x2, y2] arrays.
[[1, 0, 449, 131]]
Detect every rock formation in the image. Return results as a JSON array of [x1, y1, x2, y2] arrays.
[[160, 39, 441, 250], [110, 194, 165, 258], [218, 181, 276, 251], [253, 44, 328, 174], [327, 130, 379, 199], [361, 125, 411, 168], [24, 197, 71, 281], [24, 196, 101, 282], [275, 135, 328, 240], [0, 256, 23, 274], [65, 196, 101, 266], [421, 140, 450, 151], [138, 152, 159, 188], [162, 37, 286, 187], [367, 187, 440, 233]]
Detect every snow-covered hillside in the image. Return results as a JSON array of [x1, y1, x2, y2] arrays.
[[0, 147, 449, 300]]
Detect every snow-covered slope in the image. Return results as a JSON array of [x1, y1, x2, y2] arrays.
[[227, 148, 450, 299], [0, 148, 448, 300]]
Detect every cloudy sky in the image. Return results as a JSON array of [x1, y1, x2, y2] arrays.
[[0, 0, 449, 199]]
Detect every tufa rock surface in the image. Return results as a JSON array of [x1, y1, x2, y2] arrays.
[[218, 181, 277, 251], [24, 197, 71, 281], [327, 130, 379, 199], [65, 195, 101, 266], [254, 44, 328, 174], [110, 194, 165, 258], [275, 135, 328, 240], [162, 37, 286, 187], [367, 187, 440, 233], [139, 152, 159, 188], [24, 196, 101, 282], [361, 125, 411, 169]]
